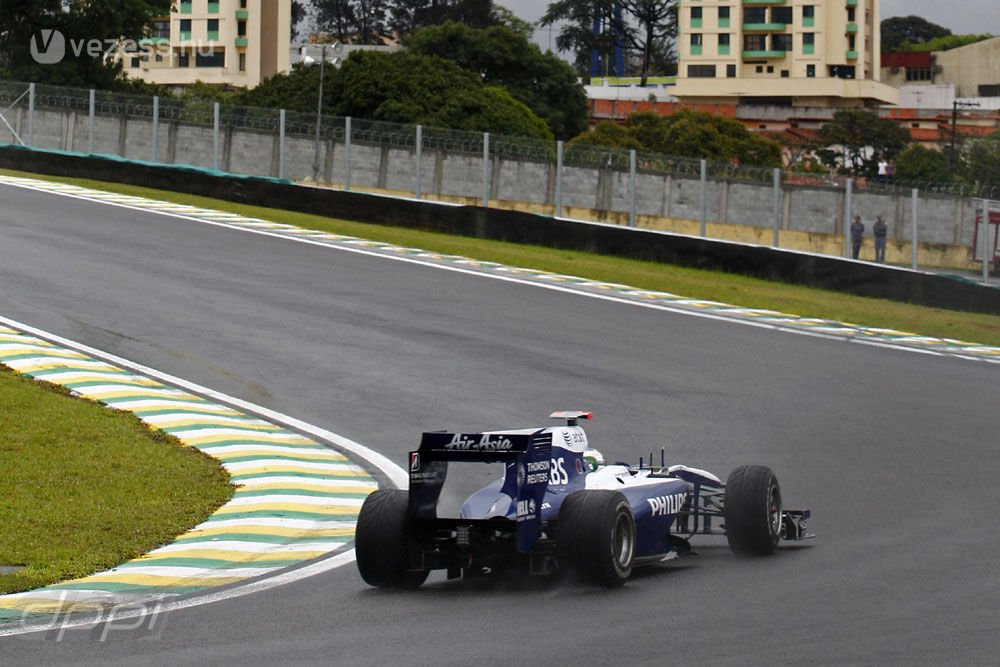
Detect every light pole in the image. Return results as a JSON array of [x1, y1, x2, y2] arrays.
[[301, 43, 341, 182], [949, 100, 980, 168]]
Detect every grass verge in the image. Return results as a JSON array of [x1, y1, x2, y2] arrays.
[[0, 365, 233, 594], [3, 168, 998, 347]]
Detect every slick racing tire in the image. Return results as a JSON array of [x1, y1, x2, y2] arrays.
[[355, 490, 429, 589], [724, 465, 782, 556], [558, 490, 635, 588]]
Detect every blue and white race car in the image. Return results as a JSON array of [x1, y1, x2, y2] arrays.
[[356, 412, 813, 588]]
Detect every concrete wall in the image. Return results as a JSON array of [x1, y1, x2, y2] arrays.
[[0, 104, 989, 269]]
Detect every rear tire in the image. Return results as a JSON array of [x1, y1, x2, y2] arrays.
[[558, 490, 635, 587], [355, 490, 429, 589], [724, 465, 782, 556]]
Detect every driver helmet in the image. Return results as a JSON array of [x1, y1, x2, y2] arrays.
[[583, 448, 605, 472]]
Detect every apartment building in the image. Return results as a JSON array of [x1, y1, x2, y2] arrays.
[[672, 0, 898, 107], [123, 0, 290, 89]]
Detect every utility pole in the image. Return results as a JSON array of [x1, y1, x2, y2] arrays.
[[950, 100, 980, 167]]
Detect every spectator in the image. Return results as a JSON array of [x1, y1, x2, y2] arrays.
[[873, 215, 888, 263], [877, 158, 888, 186], [886, 159, 896, 185], [850, 215, 865, 259]]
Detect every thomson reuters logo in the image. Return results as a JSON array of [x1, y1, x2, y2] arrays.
[[30, 29, 66, 65]]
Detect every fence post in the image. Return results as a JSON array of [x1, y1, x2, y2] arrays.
[[27, 83, 35, 147], [843, 179, 853, 258], [152, 96, 159, 162], [213, 102, 220, 171], [345, 116, 352, 191], [772, 168, 782, 247], [983, 199, 991, 285], [279, 109, 286, 180], [629, 149, 637, 228], [482, 132, 490, 208], [699, 159, 707, 237], [415, 124, 423, 199], [555, 140, 564, 217], [88, 89, 95, 154], [911, 188, 919, 270]]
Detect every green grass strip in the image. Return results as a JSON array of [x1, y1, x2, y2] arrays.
[[0, 365, 234, 595], [3, 168, 998, 347]]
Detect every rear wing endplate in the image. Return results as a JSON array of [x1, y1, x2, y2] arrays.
[[410, 430, 552, 552]]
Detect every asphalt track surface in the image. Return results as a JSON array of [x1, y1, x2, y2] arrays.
[[0, 182, 996, 666]]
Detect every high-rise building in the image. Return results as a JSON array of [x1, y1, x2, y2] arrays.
[[672, 0, 898, 107], [122, 0, 290, 89]]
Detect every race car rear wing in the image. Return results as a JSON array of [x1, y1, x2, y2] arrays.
[[410, 430, 553, 552]]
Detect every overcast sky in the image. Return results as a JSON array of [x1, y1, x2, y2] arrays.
[[499, 0, 1000, 49]]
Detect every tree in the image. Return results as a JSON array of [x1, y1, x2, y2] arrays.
[[963, 131, 1000, 189], [569, 111, 783, 167], [315, 0, 390, 45], [541, 0, 678, 86], [0, 0, 172, 90], [881, 15, 951, 51], [407, 22, 588, 139], [893, 145, 953, 184], [291, 1, 309, 41], [389, 0, 495, 39], [814, 109, 910, 176]]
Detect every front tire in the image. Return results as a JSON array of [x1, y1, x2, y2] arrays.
[[558, 490, 635, 587], [724, 465, 782, 556], [355, 490, 429, 589]]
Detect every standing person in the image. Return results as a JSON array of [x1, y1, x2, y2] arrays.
[[873, 214, 888, 263], [886, 159, 896, 185], [850, 215, 864, 259], [877, 157, 888, 186]]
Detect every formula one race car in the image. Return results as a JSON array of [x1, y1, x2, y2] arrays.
[[356, 412, 813, 588]]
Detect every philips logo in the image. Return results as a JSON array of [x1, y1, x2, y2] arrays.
[[647, 493, 686, 517]]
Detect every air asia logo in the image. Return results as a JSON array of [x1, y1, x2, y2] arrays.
[[443, 434, 513, 452], [30, 29, 66, 65]]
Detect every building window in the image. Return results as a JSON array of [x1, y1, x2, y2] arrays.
[[239, 53, 246, 71], [179, 19, 191, 41], [196, 48, 226, 67], [847, 8, 856, 21], [131, 57, 141, 68], [151, 20, 170, 39], [726, 63, 736, 78], [806, 64, 816, 78], [240, 0, 247, 7], [691, 7, 702, 28], [178, 51, 190, 67], [687, 65, 717, 78], [755, 65, 764, 73], [207, 1, 220, 13], [691, 33, 703, 56], [743, 7, 766, 24], [766, 65, 774, 73], [180, 0, 192, 15], [803, 32, 815, 55], [780, 70, 789, 78], [718, 33, 730, 55], [905, 67, 932, 81], [772, 34, 792, 52], [719, 6, 730, 27], [744, 34, 767, 51], [238, 20, 247, 37], [772, 7, 792, 24], [803, 5, 815, 27], [207, 18, 219, 41]]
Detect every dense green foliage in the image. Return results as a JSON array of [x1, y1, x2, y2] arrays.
[[570, 111, 782, 167], [962, 130, 1000, 189], [814, 110, 911, 176], [893, 144, 954, 183], [0, 0, 171, 90], [237, 51, 552, 140], [407, 22, 588, 139], [895, 34, 994, 52], [881, 15, 952, 51], [314, 0, 501, 44]]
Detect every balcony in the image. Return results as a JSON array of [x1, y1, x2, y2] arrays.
[[743, 22, 787, 31], [846, 23, 858, 33], [742, 50, 787, 58], [742, 0, 786, 4], [235, 37, 249, 47], [846, 50, 858, 59], [236, 9, 249, 19]]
